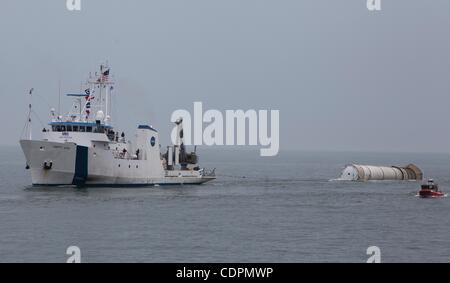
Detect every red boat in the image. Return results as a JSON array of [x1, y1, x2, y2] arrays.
[[419, 179, 445, 198]]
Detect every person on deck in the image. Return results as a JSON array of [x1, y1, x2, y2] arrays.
[[136, 149, 140, 160]]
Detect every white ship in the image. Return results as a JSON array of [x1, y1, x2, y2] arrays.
[[20, 64, 215, 186]]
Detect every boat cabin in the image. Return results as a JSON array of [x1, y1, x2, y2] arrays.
[[48, 122, 117, 141]]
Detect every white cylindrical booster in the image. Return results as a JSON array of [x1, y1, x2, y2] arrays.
[[339, 164, 422, 181]]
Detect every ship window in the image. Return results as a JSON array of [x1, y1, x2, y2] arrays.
[[73, 126, 79, 132], [52, 126, 56, 131], [56, 125, 61, 132], [67, 126, 72, 132], [61, 126, 66, 132], [79, 126, 85, 132], [86, 126, 92, 132]]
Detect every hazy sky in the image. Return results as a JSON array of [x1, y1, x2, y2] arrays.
[[1, 0, 450, 153]]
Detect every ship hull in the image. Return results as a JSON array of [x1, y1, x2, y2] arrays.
[[20, 140, 214, 187]]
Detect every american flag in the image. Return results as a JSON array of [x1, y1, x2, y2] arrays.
[[101, 68, 110, 82]]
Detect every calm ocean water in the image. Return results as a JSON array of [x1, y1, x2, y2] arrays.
[[0, 146, 449, 263]]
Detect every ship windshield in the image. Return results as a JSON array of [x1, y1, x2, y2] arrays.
[[50, 123, 113, 134]]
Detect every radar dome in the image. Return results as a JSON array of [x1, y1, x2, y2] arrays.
[[96, 110, 105, 121]]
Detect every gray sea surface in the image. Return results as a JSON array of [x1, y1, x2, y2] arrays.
[[0, 146, 449, 262]]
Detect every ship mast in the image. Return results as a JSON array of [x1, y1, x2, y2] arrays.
[[26, 88, 34, 140], [85, 63, 114, 124]]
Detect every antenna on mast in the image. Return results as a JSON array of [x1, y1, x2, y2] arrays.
[[27, 88, 34, 140], [58, 79, 61, 117], [84, 63, 114, 124]]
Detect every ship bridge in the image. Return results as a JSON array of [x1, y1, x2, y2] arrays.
[[48, 121, 116, 141], [49, 121, 113, 133]]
